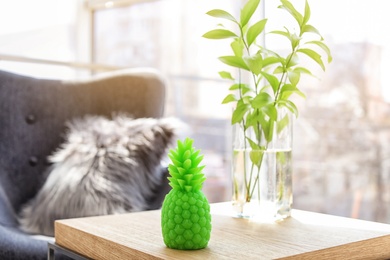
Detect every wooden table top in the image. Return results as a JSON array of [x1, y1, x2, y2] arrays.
[[55, 203, 390, 259]]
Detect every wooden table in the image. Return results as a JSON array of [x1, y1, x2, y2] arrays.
[[53, 203, 390, 259]]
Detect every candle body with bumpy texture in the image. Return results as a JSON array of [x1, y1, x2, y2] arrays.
[[161, 138, 211, 250]]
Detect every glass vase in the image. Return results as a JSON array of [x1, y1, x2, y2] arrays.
[[231, 107, 293, 221]]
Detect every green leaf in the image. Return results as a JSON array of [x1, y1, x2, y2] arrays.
[[252, 92, 273, 108], [222, 94, 237, 104], [260, 71, 280, 94], [243, 52, 263, 75], [257, 111, 270, 141], [229, 84, 239, 90], [279, 83, 306, 100], [273, 66, 285, 74], [242, 96, 253, 105], [246, 137, 261, 150], [301, 24, 322, 39], [240, 0, 261, 28], [202, 29, 238, 39], [278, 100, 299, 117], [244, 111, 257, 129], [229, 83, 250, 91], [250, 150, 264, 167], [279, 0, 303, 26], [241, 87, 252, 95], [219, 56, 250, 70], [271, 29, 301, 50], [263, 103, 278, 121], [279, 88, 293, 101], [294, 66, 313, 75], [302, 0, 311, 25], [263, 56, 281, 68], [232, 100, 250, 124], [269, 30, 290, 40], [277, 114, 290, 134], [206, 9, 238, 23], [219, 71, 234, 80], [297, 48, 325, 70], [260, 48, 282, 59], [286, 53, 299, 68], [306, 40, 333, 63], [276, 151, 287, 164], [290, 33, 301, 49], [246, 19, 267, 47], [288, 70, 300, 86], [266, 119, 275, 142], [231, 38, 245, 57]]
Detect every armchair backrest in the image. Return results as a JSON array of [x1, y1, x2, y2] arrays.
[[0, 68, 166, 214]]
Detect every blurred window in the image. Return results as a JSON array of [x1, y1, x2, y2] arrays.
[[0, 0, 90, 79]]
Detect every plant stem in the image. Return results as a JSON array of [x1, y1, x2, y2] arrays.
[[239, 23, 268, 203], [246, 163, 255, 202], [237, 68, 250, 193], [249, 151, 264, 200], [275, 43, 300, 102]]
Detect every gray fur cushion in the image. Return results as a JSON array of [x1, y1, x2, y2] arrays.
[[18, 115, 179, 236]]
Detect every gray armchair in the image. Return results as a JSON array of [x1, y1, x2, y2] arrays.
[[0, 68, 171, 259]]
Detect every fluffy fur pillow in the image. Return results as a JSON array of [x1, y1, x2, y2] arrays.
[[18, 115, 180, 236]]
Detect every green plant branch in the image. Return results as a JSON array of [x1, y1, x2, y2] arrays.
[[203, 0, 332, 207], [240, 21, 267, 203], [249, 153, 263, 200], [246, 163, 256, 202], [237, 69, 250, 193], [275, 47, 297, 103]]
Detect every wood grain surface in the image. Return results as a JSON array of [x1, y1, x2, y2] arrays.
[[55, 203, 390, 259]]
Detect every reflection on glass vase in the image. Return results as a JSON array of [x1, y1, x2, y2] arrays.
[[232, 107, 293, 221]]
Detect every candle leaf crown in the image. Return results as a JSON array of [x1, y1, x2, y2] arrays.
[[167, 138, 206, 192]]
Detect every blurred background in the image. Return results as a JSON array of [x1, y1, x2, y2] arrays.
[[1, 0, 390, 223]]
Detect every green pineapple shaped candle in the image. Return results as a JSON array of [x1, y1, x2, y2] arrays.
[[161, 138, 212, 250]]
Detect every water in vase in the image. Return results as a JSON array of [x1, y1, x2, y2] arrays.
[[232, 148, 292, 221]]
